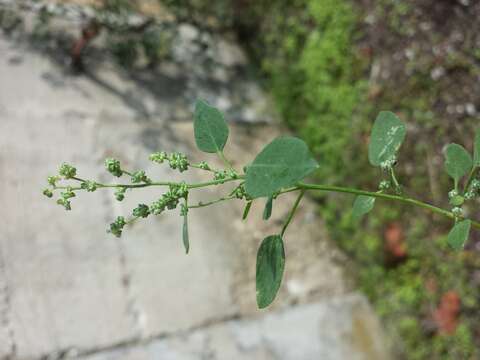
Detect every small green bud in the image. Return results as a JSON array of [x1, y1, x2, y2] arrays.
[[56, 198, 71, 210], [198, 161, 210, 170], [47, 175, 60, 186], [131, 170, 150, 184], [59, 163, 77, 179], [380, 158, 396, 170], [81, 180, 98, 192], [452, 207, 463, 217], [379, 180, 391, 191], [228, 169, 238, 179], [115, 187, 127, 201], [471, 179, 480, 190], [214, 170, 228, 183], [105, 158, 123, 177], [448, 189, 459, 199], [61, 187, 76, 200], [133, 204, 150, 218], [464, 191, 476, 200], [233, 184, 247, 199], [149, 151, 168, 163], [43, 189, 53, 198], [108, 216, 126, 237], [168, 152, 189, 172]]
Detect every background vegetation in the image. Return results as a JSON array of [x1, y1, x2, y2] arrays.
[[163, 1, 480, 358]]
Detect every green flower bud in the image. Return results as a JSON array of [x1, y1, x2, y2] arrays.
[[56, 198, 71, 210], [59, 163, 77, 179], [114, 187, 126, 201], [168, 152, 189, 172], [452, 207, 463, 217], [105, 158, 122, 177], [464, 191, 476, 200], [131, 170, 150, 184], [379, 180, 391, 191], [108, 216, 126, 237], [133, 204, 150, 218], [198, 161, 210, 170], [61, 187, 76, 200], [43, 188, 53, 198], [47, 175, 60, 186], [448, 189, 459, 199], [149, 151, 168, 163], [81, 180, 98, 192]]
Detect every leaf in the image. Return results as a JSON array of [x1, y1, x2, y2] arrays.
[[263, 196, 273, 220], [368, 111, 406, 166], [444, 144, 472, 183], [245, 136, 319, 198], [447, 220, 471, 250], [352, 195, 376, 220], [182, 214, 189, 254], [193, 99, 229, 153], [242, 201, 252, 220], [474, 129, 480, 167], [256, 235, 285, 309]]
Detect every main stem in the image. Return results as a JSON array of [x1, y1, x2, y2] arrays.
[[297, 182, 480, 229]]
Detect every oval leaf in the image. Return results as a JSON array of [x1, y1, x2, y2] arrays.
[[194, 100, 229, 153], [474, 129, 480, 167], [263, 196, 273, 220], [352, 195, 375, 220], [444, 144, 472, 182], [447, 220, 471, 250], [368, 111, 406, 166], [245, 137, 319, 198], [182, 214, 189, 254], [256, 235, 285, 309]]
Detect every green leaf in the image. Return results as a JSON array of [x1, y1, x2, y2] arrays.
[[352, 195, 376, 220], [444, 144, 472, 183], [447, 220, 471, 250], [256, 235, 285, 309], [474, 129, 480, 167], [263, 196, 273, 220], [245, 137, 319, 198], [242, 201, 252, 221], [193, 99, 229, 153], [449, 195, 465, 207], [182, 214, 189, 254], [368, 111, 406, 166]]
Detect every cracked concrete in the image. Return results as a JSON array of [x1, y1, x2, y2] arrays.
[[0, 3, 391, 359]]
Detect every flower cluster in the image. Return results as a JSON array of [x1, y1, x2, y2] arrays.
[[378, 180, 391, 191], [133, 204, 150, 218], [56, 186, 75, 210], [380, 158, 397, 171], [149, 151, 188, 172], [150, 182, 188, 215], [115, 187, 127, 201], [105, 158, 123, 177], [59, 163, 77, 179], [465, 179, 480, 200], [81, 180, 98, 192], [232, 184, 248, 200], [109, 216, 126, 237], [131, 170, 150, 183]]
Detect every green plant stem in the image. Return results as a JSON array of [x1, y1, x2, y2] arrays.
[[280, 189, 305, 237], [189, 195, 236, 209], [217, 150, 235, 171], [464, 167, 478, 193], [297, 182, 480, 229], [389, 167, 401, 193], [55, 177, 244, 192]]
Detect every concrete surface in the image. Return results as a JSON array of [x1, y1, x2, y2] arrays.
[[0, 2, 391, 359]]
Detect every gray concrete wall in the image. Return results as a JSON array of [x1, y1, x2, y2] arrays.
[[0, 2, 391, 359]]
